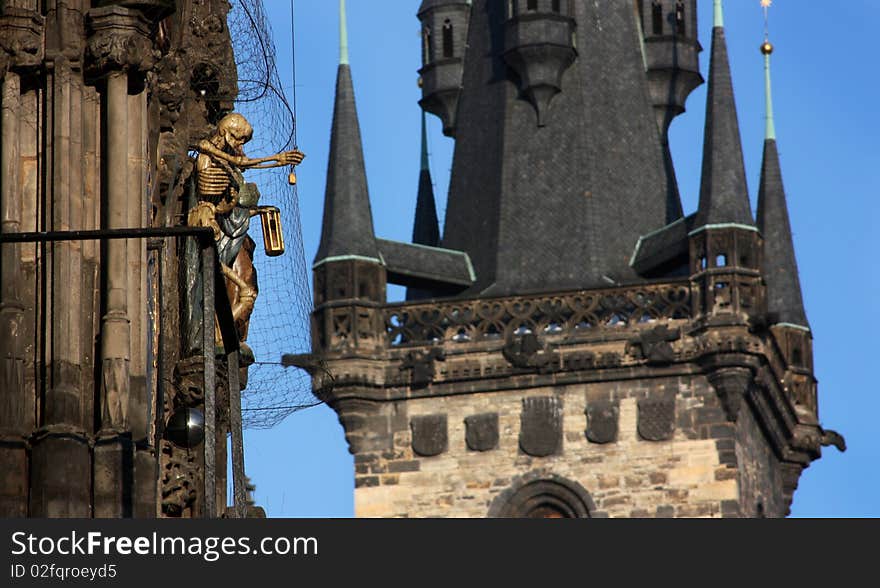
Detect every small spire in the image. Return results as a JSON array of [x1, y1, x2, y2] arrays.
[[714, 0, 724, 28], [420, 111, 429, 172], [694, 1, 754, 229], [339, 0, 349, 65], [314, 29, 379, 266], [757, 8, 809, 330]]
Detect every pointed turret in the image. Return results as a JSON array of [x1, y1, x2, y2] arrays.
[[694, 0, 753, 228], [314, 0, 380, 266], [312, 0, 386, 355], [757, 40, 809, 329]]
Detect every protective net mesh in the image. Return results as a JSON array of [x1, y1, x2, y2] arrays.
[[226, 0, 323, 428]]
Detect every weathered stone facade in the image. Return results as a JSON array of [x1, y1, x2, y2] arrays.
[[0, 0, 240, 518]]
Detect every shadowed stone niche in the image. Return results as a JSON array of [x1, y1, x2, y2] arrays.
[[638, 397, 676, 442], [519, 397, 562, 457], [465, 413, 499, 452], [585, 400, 619, 445], [411, 415, 448, 457], [488, 472, 599, 519]]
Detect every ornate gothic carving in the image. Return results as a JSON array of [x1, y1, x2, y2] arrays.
[[85, 6, 157, 77], [585, 400, 619, 445], [638, 397, 676, 441], [706, 367, 752, 422], [519, 397, 562, 457], [411, 415, 448, 457], [502, 333, 558, 373], [0, 8, 44, 75], [626, 325, 681, 365], [400, 348, 445, 389], [160, 441, 198, 517], [385, 282, 691, 348]]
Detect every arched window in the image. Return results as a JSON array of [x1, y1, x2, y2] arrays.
[[442, 19, 454, 59], [488, 475, 597, 518], [675, 1, 686, 36], [652, 1, 663, 35], [716, 254, 728, 267]]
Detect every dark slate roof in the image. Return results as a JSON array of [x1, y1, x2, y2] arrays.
[[630, 213, 696, 275], [411, 115, 440, 248], [441, 0, 672, 296], [314, 64, 379, 265], [757, 139, 809, 329], [378, 239, 474, 292], [694, 26, 754, 228]]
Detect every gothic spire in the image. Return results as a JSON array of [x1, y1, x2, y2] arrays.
[[757, 38, 809, 329], [314, 0, 380, 266], [412, 112, 440, 248], [694, 0, 754, 228]]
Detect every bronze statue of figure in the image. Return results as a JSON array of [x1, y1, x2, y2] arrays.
[[189, 113, 304, 360]]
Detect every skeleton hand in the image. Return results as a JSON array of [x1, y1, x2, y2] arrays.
[[278, 150, 305, 166], [187, 201, 221, 241]]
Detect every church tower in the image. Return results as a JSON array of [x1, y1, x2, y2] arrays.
[[307, 0, 842, 517]]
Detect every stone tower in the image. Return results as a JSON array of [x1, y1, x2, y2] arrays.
[[308, 0, 842, 517]]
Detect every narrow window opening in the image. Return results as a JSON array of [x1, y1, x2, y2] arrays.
[[552, 0, 561, 13], [652, 1, 663, 35], [675, 1, 686, 36], [716, 254, 728, 267], [527, 0, 538, 11], [699, 256, 708, 271], [422, 26, 432, 65], [442, 20, 454, 59], [792, 348, 803, 366]]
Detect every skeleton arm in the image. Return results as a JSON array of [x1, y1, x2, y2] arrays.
[[195, 140, 304, 170]]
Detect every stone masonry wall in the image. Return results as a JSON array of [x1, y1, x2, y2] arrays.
[[352, 374, 745, 518]]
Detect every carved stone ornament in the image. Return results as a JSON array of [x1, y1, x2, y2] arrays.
[[160, 441, 198, 517], [400, 348, 445, 389], [585, 400, 619, 445], [85, 6, 157, 77], [626, 325, 681, 365], [502, 333, 558, 373], [706, 367, 752, 423], [637, 397, 676, 442], [411, 414, 448, 457], [0, 8, 44, 74], [519, 397, 562, 457], [465, 413, 499, 452]]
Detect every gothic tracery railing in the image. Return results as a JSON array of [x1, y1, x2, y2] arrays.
[[384, 281, 692, 347]]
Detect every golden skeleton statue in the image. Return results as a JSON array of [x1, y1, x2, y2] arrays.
[[189, 113, 304, 357]]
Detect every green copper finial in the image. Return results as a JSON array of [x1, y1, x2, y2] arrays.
[[762, 46, 776, 141], [714, 0, 724, 28], [420, 112, 429, 171], [339, 0, 349, 65]]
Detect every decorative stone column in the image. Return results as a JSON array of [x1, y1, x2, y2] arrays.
[[0, 6, 43, 518], [86, 4, 155, 518]]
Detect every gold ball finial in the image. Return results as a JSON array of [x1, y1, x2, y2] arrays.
[[760, 41, 774, 55]]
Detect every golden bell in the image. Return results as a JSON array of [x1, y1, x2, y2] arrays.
[[288, 171, 297, 185], [259, 206, 285, 257]]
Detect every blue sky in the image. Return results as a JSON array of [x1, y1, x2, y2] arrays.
[[242, 0, 878, 517]]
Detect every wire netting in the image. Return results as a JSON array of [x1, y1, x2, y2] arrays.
[[226, 0, 323, 428]]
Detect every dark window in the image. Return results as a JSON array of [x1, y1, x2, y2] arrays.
[[442, 20, 454, 58], [527, 0, 538, 11], [652, 1, 663, 35], [675, 1, 686, 36], [552, 0, 561, 12], [792, 347, 803, 366]]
